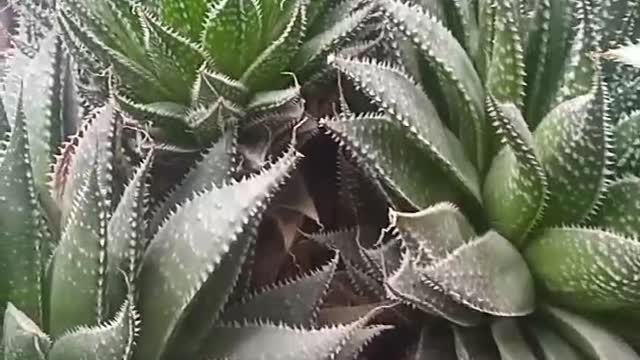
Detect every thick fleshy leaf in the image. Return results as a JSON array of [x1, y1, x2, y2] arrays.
[[150, 130, 236, 234], [525, 0, 572, 124], [202, 0, 264, 78], [3, 29, 62, 196], [326, 55, 481, 204], [614, 111, 640, 175], [0, 96, 48, 326], [453, 325, 500, 360], [138, 8, 206, 104], [2, 303, 51, 360], [424, 231, 535, 317], [483, 98, 547, 245], [591, 176, 640, 238], [377, 0, 486, 169], [528, 322, 582, 360], [526, 227, 640, 311], [386, 252, 485, 326], [134, 148, 301, 360], [535, 78, 612, 226], [392, 203, 474, 268], [49, 166, 108, 337], [191, 66, 249, 107], [541, 306, 640, 359], [323, 112, 480, 211], [221, 255, 338, 326], [52, 103, 118, 227], [294, 3, 374, 72], [485, 0, 526, 106], [203, 320, 371, 360], [240, 0, 307, 91], [553, 2, 601, 105], [48, 299, 139, 360], [491, 319, 537, 360], [160, 0, 208, 38], [333, 325, 390, 360], [105, 152, 153, 317]]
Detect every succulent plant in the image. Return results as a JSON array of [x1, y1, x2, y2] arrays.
[[47, 0, 380, 147], [0, 8, 389, 360], [318, 0, 640, 357]]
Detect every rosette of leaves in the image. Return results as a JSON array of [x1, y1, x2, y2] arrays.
[[0, 64, 389, 359], [45, 0, 381, 147], [317, 0, 640, 358]]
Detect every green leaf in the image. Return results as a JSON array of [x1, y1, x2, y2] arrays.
[[614, 111, 640, 175], [541, 306, 640, 359], [591, 176, 640, 238], [392, 203, 474, 267], [294, 3, 374, 72], [527, 322, 582, 360], [134, 148, 301, 360], [485, 0, 526, 107], [526, 227, 640, 311], [202, 0, 264, 78], [202, 319, 372, 360], [240, 0, 307, 91], [553, 2, 601, 105], [378, 0, 486, 169], [221, 254, 338, 326], [150, 130, 236, 234], [2, 303, 51, 360], [386, 251, 485, 326], [491, 318, 537, 360], [323, 114, 480, 211], [138, 8, 206, 105], [48, 299, 139, 360], [333, 325, 390, 360], [483, 97, 547, 245], [247, 85, 302, 114], [534, 77, 612, 226], [160, 0, 208, 38], [105, 151, 153, 318], [49, 166, 108, 337], [0, 95, 49, 326], [192, 65, 249, 107], [423, 231, 535, 317]]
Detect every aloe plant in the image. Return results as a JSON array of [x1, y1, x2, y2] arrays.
[[318, 0, 640, 357], [46, 0, 379, 147]]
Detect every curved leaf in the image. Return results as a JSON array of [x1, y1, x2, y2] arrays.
[[526, 227, 640, 311], [614, 111, 640, 175], [591, 176, 640, 238], [424, 231, 535, 317], [377, 0, 486, 169], [453, 325, 500, 360], [0, 96, 49, 326], [2, 303, 51, 360], [323, 112, 479, 211], [220, 254, 338, 326], [528, 322, 582, 360], [134, 148, 301, 360], [483, 98, 547, 245], [48, 299, 139, 360], [534, 78, 612, 226], [541, 306, 640, 360]]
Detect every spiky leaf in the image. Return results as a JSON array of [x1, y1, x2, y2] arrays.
[[48, 299, 139, 360], [526, 228, 640, 311], [134, 148, 301, 360], [221, 255, 338, 326], [2, 303, 50, 360], [0, 96, 47, 326], [483, 98, 547, 245], [534, 79, 611, 226]]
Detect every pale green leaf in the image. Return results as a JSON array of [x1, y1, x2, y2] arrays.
[[2, 303, 50, 360], [491, 318, 537, 360]]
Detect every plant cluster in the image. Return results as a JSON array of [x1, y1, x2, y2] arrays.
[[2, 0, 640, 359]]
